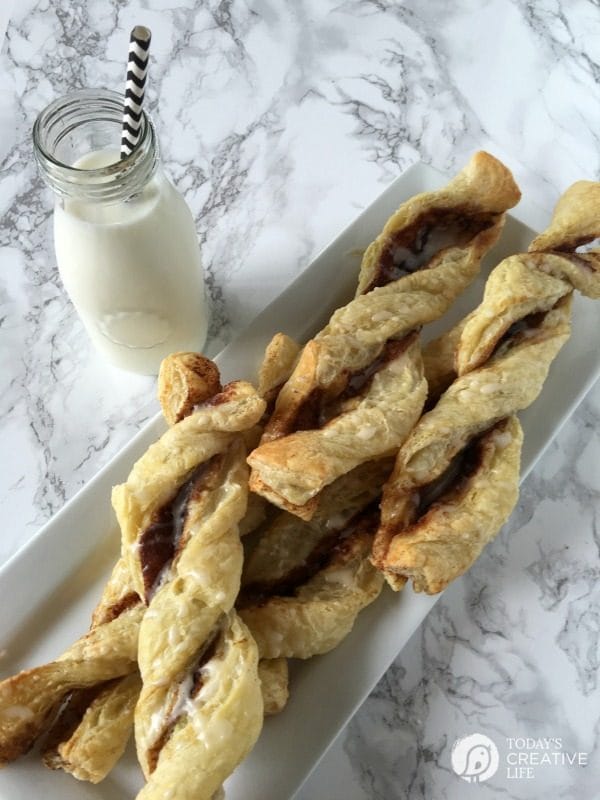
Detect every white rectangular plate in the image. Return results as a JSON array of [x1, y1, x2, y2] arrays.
[[1, 163, 599, 800]]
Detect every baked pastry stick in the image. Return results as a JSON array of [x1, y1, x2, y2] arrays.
[[38, 356, 225, 782], [238, 458, 392, 660], [239, 507, 384, 659], [113, 383, 266, 798], [257, 332, 302, 414], [41, 344, 297, 783], [42, 671, 142, 782], [0, 591, 144, 767], [160, 341, 300, 719], [0, 373, 265, 784], [257, 658, 289, 716], [373, 180, 600, 593], [39, 557, 143, 781], [248, 152, 520, 519]]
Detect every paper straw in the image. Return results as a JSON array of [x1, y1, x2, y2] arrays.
[[120, 26, 152, 159]]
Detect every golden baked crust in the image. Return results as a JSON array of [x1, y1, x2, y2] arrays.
[[112, 381, 265, 602], [248, 152, 520, 517], [373, 179, 600, 593], [257, 333, 301, 408], [355, 150, 521, 294], [136, 612, 262, 800], [108, 380, 266, 791], [241, 458, 393, 710], [158, 352, 222, 426], [239, 509, 383, 659], [392, 295, 571, 490], [42, 672, 141, 783], [238, 333, 303, 537], [528, 180, 600, 298], [258, 658, 289, 716], [134, 441, 248, 694], [376, 417, 523, 593], [248, 334, 427, 516], [0, 603, 143, 767], [242, 458, 392, 589]]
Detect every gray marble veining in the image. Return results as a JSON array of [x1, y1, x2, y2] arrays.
[[1, 1, 599, 798]]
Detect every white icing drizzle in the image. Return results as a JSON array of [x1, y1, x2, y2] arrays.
[[324, 567, 356, 588], [493, 430, 513, 448], [372, 310, 394, 322], [480, 382, 502, 394], [357, 425, 377, 440]]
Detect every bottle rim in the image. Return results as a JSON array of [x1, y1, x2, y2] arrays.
[[33, 88, 159, 202]]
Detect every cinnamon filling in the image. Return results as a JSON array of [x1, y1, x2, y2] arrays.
[[563, 253, 596, 271], [338, 335, 417, 403], [238, 506, 379, 607], [553, 235, 600, 255], [189, 626, 221, 699], [44, 680, 119, 755], [263, 382, 285, 419], [293, 333, 417, 432], [101, 591, 141, 624], [491, 309, 549, 358], [415, 434, 486, 519], [364, 209, 497, 293], [138, 454, 224, 603]]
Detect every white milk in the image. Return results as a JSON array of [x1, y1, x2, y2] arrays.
[[53, 149, 208, 374]]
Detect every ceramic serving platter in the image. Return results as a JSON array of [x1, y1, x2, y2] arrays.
[[1, 163, 599, 800]]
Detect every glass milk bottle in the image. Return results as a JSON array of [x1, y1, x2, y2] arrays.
[[33, 89, 208, 374]]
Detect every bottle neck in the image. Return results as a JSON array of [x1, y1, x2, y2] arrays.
[[33, 89, 159, 204]]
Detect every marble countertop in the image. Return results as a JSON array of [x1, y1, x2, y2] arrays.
[[1, 1, 599, 798]]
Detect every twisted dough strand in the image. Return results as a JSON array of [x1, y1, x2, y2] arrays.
[[249, 152, 520, 517], [42, 672, 142, 783], [238, 459, 392, 660], [39, 357, 227, 782], [42, 345, 295, 783], [373, 180, 600, 593], [123, 387, 266, 797], [0, 601, 143, 767]]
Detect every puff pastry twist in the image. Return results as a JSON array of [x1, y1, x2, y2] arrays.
[[373, 180, 600, 593], [112, 380, 265, 798], [47, 346, 294, 778], [248, 152, 520, 518], [0, 370, 266, 799], [0, 537, 144, 769], [39, 356, 224, 782], [238, 458, 392, 659]]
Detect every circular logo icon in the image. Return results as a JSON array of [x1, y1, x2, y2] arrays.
[[451, 733, 499, 783]]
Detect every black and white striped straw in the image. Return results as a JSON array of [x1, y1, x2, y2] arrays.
[[120, 26, 152, 159]]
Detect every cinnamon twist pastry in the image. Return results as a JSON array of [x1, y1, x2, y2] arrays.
[[0, 595, 143, 767], [42, 672, 142, 782], [373, 180, 600, 593], [39, 555, 144, 782], [39, 357, 226, 782], [158, 352, 222, 426], [40, 345, 295, 784], [117, 384, 266, 797], [0, 367, 265, 793], [248, 152, 520, 518], [238, 458, 392, 659], [239, 508, 384, 659], [38, 356, 228, 782]]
